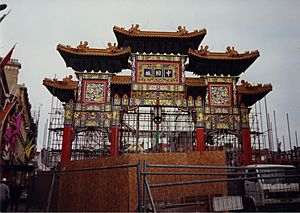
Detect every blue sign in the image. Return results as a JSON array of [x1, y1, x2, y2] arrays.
[[154, 69, 163, 77], [144, 68, 152, 77], [164, 69, 173, 78]]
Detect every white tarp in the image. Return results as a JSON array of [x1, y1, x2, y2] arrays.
[[213, 196, 243, 212]]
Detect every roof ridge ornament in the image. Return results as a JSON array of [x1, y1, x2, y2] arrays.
[[77, 41, 89, 51], [199, 45, 209, 55], [226, 46, 239, 56], [240, 80, 272, 88], [241, 80, 252, 87], [63, 75, 73, 82], [128, 24, 140, 34], [106, 42, 120, 53], [177, 26, 188, 35]]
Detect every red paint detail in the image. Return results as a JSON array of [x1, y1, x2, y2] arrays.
[[0, 100, 17, 139], [196, 128, 205, 151], [110, 126, 120, 157], [61, 126, 73, 167], [184, 85, 188, 99], [0, 44, 16, 70], [237, 93, 242, 105], [241, 128, 252, 165]]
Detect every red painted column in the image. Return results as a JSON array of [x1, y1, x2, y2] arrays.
[[61, 125, 73, 168], [110, 126, 120, 157], [241, 128, 252, 165], [196, 128, 205, 151]]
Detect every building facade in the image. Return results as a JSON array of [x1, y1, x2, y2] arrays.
[[0, 59, 37, 182]]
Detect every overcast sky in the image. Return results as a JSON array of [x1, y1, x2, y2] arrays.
[[1, 0, 300, 151]]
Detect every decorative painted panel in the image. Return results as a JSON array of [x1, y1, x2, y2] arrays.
[[82, 80, 108, 104], [75, 103, 111, 112], [211, 108, 233, 114], [207, 77, 235, 84], [77, 80, 82, 103], [192, 76, 245, 131], [241, 108, 250, 128], [206, 122, 211, 129], [233, 107, 240, 114], [122, 94, 129, 106], [216, 114, 229, 129], [188, 96, 194, 107], [130, 98, 177, 107], [73, 111, 112, 128], [205, 107, 210, 114], [195, 96, 203, 107], [113, 94, 121, 106], [131, 91, 183, 100], [135, 61, 181, 85], [64, 104, 74, 125], [82, 73, 112, 80], [160, 99, 176, 106], [69, 97, 114, 128], [196, 112, 204, 127], [209, 84, 232, 107], [132, 84, 184, 92], [142, 99, 156, 106], [135, 54, 182, 62]]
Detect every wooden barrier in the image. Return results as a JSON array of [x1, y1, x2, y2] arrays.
[[56, 151, 226, 212]]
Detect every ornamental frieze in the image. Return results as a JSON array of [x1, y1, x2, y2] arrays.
[[131, 91, 184, 100], [74, 103, 111, 112], [73, 111, 112, 128], [81, 73, 112, 80], [207, 76, 236, 84], [135, 54, 182, 62], [132, 84, 185, 92]]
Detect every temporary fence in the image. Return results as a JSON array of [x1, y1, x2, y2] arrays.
[[28, 156, 300, 212], [140, 164, 300, 212]]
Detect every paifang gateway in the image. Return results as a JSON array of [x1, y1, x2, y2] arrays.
[[43, 24, 272, 166]]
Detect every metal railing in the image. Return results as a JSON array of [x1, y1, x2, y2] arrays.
[[33, 160, 299, 212], [139, 163, 300, 212]]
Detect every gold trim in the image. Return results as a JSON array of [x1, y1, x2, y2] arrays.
[[113, 25, 207, 39], [188, 46, 260, 60], [43, 78, 78, 90], [57, 43, 131, 57], [237, 82, 272, 94]]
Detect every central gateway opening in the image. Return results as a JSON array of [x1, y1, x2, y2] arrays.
[[120, 107, 195, 154]]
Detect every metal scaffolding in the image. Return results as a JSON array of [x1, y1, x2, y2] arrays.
[[43, 97, 64, 169], [120, 107, 195, 154]]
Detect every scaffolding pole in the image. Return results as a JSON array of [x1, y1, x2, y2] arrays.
[[286, 113, 292, 150], [273, 110, 279, 151]]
